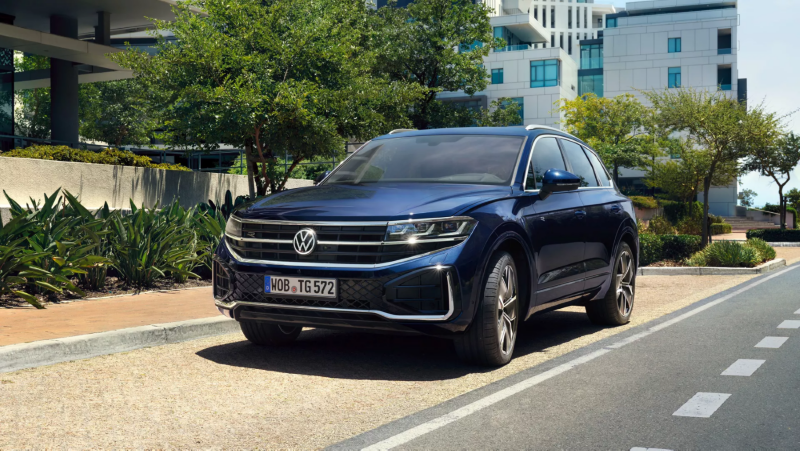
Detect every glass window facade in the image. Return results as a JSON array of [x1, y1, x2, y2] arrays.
[[530, 60, 560, 88], [580, 43, 603, 69], [579, 74, 604, 98], [668, 67, 681, 88], [668, 38, 682, 53], [491, 68, 504, 84], [606, 17, 617, 28], [718, 67, 732, 91]]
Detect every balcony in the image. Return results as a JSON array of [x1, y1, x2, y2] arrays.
[[490, 9, 549, 44], [495, 44, 533, 53]]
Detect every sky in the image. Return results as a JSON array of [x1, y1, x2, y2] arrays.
[[605, 0, 798, 207]]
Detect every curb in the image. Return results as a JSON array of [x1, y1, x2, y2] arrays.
[[0, 316, 240, 374], [766, 242, 800, 247], [637, 258, 786, 276]]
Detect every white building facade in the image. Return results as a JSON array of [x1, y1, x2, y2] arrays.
[[438, 0, 743, 216]]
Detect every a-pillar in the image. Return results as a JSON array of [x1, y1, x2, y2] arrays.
[[50, 15, 79, 145]]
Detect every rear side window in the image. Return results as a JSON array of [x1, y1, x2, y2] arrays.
[[528, 137, 566, 190], [584, 147, 612, 187], [560, 139, 598, 187]]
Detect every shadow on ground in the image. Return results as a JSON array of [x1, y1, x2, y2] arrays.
[[196, 309, 608, 381]]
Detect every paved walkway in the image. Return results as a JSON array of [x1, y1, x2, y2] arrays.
[[0, 287, 216, 346], [714, 232, 748, 241]]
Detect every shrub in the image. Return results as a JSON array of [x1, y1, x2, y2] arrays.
[[639, 234, 702, 266], [647, 216, 676, 235], [761, 204, 798, 229], [746, 229, 800, 242], [710, 223, 732, 235], [0, 145, 191, 171], [746, 238, 776, 261], [662, 201, 703, 224], [629, 196, 658, 210], [676, 216, 702, 235], [637, 219, 650, 235]]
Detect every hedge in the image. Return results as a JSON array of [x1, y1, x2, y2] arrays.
[[761, 204, 798, 229], [629, 196, 659, 210], [710, 223, 732, 235], [640, 234, 703, 266], [662, 201, 703, 224], [746, 229, 800, 242], [0, 145, 191, 171]]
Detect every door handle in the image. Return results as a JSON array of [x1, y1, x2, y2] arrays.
[[575, 210, 587, 219], [610, 204, 622, 214]]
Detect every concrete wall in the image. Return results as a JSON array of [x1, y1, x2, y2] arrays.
[[0, 157, 312, 215]]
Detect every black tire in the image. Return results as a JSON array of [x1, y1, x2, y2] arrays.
[[455, 251, 520, 366], [239, 320, 302, 346], [586, 241, 636, 326]]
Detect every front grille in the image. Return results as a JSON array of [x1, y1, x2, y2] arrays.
[[231, 271, 385, 311], [227, 221, 460, 265], [213, 260, 231, 300]]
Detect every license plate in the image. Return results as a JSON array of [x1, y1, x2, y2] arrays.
[[264, 276, 337, 299]]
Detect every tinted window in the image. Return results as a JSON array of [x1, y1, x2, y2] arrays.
[[527, 137, 566, 190], [324, 135, 525, 186], [560, 139, 598, 187], [584, 147, 612, 187]]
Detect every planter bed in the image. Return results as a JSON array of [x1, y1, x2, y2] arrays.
[[638, 258, 786, 276]]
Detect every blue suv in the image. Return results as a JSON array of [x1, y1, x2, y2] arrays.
[[213, 126, 638, 366]]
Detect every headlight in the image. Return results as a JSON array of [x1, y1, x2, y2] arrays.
[[385, 217, 477, 242], [225, 216, 242, 237]]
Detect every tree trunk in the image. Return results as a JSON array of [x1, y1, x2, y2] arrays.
[[244, 142, 256, 199], [779, 184, 786, 230], [702, 176, 712, 247]]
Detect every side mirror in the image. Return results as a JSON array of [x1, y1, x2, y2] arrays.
[[540, 169, 580, 200], [314, 171, 331, 186]]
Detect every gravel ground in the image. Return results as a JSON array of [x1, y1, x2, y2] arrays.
[[774, 246, 800, 264], [0, 274, 756, 449]]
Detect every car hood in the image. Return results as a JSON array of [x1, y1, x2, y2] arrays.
[[235, 183, 512, 222]]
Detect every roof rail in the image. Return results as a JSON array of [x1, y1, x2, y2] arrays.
[[388, 129, 416, 135], [525, 124, 562, 132]]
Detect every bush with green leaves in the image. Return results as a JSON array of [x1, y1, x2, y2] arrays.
[[639, 234, 702, 266], [746, 228, 800, 242], [647, 216, 676, 235], [630, 196, 659, 210], [686, 239, 775, 268], [0, 145, 190, 171], [710, 223, 732, 235]]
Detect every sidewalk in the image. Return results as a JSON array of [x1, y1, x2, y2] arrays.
[[0, 287, 217, 346]]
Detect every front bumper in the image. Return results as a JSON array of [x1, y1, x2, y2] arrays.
[[213, 240, 467, 336]]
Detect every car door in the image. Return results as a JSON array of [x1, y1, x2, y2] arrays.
[[523, 136, 586, 307], [561, 140, 622, 290]]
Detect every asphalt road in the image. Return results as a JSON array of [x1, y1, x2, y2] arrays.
[[337, 265, 800, 451]]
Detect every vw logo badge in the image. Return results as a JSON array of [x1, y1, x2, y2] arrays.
[[293, 228, 317, 255]]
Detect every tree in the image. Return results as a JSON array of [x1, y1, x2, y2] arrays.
[[785, 187, 800, 212], [79, 79, 157, 147], [113, 0, 422, 196], [427, 98, 522, 129], [14, 54, 51, 139], [373, 0, 501, 130], [643, 88, 780, 246], [646, 138, 738, 204], [738, 188, 757, 208], [560, 93, 661, 184], [742, 133, 800, 229]]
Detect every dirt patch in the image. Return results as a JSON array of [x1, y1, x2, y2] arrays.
[[774, 247, 800, 265], [0, 278, 212, 309]]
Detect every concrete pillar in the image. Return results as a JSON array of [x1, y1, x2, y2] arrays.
[[95, 12, 111, 46], [50, 15, 79, 145]]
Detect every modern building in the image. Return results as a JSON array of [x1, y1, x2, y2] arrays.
[[438, 0, 742, 216], [0, 0, 192, 151]]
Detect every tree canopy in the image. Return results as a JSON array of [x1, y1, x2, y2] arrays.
[[742, 132, 799, 229], [112, 0, 422, 196]]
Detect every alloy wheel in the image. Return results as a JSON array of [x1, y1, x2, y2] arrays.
[[496, 264, 518, 355], [616, 250, 635, 316]]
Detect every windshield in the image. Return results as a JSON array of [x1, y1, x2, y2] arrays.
[[324, 134, 525, 186]]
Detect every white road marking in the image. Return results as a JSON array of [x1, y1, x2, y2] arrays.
[[721, 359, 765, 376], [673, 392, 731, 418], [630, 448, 673, 451], [359, 265, 798, 450], [795, 308, 800, 314], [755, 336, 788, 348], [778, 320, 800, 329]]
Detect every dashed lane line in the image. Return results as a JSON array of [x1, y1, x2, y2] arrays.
[[755, 337, 788, 348], [777, 320, 800, 329], [673, 393, 732, 418], [720, 359, 765, 377]]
